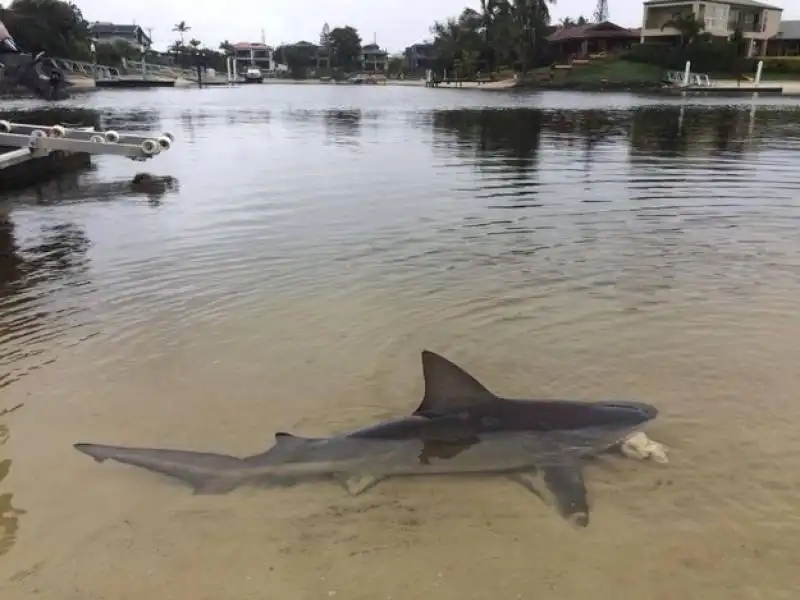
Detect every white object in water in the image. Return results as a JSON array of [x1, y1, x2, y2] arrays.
[[619, 431, 669, 464]]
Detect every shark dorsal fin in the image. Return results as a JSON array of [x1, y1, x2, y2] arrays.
[[414, 350, 497, 415]]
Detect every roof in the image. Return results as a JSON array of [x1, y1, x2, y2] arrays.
[[644, 0, 781, 8], [89, 22, 151, 44], [362, 43, 388, 54], [546, 21, 640, 42], [232, 42, 270, 50], [777, 20, 800, 39]]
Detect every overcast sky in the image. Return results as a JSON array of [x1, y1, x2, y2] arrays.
[[75, 0, 799, 53]]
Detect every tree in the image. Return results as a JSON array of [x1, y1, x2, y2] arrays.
[[430, 0, 555, 76], [508, 0, 555, 74], [172, 20, 190, 44], [388, 55, 405, 76], [274, 42, 318, 78], [0, 0, 91, 58], [94, 39, 140, 65], [219, 40, 233, 54], [661, 13, 704, 48], [561, 15, 589, 27], [431, 9, 484, 74], [328, 26, 361, 71]]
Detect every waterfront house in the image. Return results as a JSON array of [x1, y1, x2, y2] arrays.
[[546, 22, 641, 59], [361, 43, 389, 72], [89, 22, 152, 52], [232, 42, 275, 72], [639, 0, 782, 56], [404, 43, 436, 72], [767, 20, 800, 55]]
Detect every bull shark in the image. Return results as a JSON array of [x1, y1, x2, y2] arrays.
[[74, 350, 659, 527]]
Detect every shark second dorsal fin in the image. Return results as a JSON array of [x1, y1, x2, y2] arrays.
[[414, 350, 497, 415]]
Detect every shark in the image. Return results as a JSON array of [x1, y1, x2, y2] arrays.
[[74, 350, 660, 527]]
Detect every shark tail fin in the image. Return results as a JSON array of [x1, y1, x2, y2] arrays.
[[74, 443, 247, 495]]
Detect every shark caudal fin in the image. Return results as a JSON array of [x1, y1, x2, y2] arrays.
[[415, 350, 499, 416], [73, 443, 247, 494]]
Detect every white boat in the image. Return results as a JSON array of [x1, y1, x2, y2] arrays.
[[243, 66, 263, 83]]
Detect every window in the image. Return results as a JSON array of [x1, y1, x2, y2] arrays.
[[704, 5, 727, 29]]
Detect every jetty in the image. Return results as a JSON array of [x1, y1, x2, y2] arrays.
[[660, 60, 783, 96]]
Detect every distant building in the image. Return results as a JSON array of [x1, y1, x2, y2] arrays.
[[404, 43, 435, 72], [640, 0, 782, 57], [767, 20, 800, 55], [89, 22, 152, 52], [361, 43, 389, 72], [232, 42, 275, 72]]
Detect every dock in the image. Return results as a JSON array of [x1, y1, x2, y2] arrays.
[[663, 85, 784, 96], [658, 60, 783, 97], [0, 120, 174, 192], [94, 78, 176, 89]]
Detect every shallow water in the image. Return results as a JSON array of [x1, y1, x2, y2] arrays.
[[1, 85, 800, 599]]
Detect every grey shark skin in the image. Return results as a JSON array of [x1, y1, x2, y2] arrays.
[[74, 350, 659, 527]]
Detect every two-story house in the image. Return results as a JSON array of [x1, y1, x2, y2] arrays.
[[361, 43, 389, 72], [89, 22, 152, 52], [404, 43, 436, 72], [232, 42, 275, 73], [640, 0, 783, 56]]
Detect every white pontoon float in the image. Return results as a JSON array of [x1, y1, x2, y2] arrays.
[[0, 120, 174, 170]]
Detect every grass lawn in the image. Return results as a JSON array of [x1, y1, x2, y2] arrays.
[[524, 59, 666, 87], [520, 58, 800, 88]]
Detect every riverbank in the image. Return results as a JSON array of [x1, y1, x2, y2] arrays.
[[511, 59, 800, 96]]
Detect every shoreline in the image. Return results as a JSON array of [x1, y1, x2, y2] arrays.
[[2, 74, 798, 99]]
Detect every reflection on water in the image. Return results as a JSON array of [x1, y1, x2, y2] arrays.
[[0, 89, 799, 599], [0, 418, 25, 559], [324, 109, 362, 147], [0, 208, 93, 389]]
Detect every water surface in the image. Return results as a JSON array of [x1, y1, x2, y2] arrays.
[[1, 85, 799, 599]]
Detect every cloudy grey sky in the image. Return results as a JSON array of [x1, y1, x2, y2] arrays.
[[76, 0, 798, 53]]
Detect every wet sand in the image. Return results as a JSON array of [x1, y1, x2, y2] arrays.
[[1, 88, 800, 599]]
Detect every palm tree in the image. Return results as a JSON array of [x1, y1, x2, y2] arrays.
[[479, 0, 506, 70], [661, 13, 704, 47], [430, 0, 554, 76], [508, 0, 556, 75], [172, 20, 191, 44]]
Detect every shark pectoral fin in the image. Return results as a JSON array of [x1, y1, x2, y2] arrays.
[[507, 469, 549, 504], [333, 473, 384, 496], [509, 464, 590, 528]]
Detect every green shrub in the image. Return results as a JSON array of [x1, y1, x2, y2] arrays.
[[624, 40, 745, 74], [759, 58, 800, 74]]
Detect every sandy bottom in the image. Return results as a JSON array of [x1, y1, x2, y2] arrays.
[[1, 283, 799, 600]]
